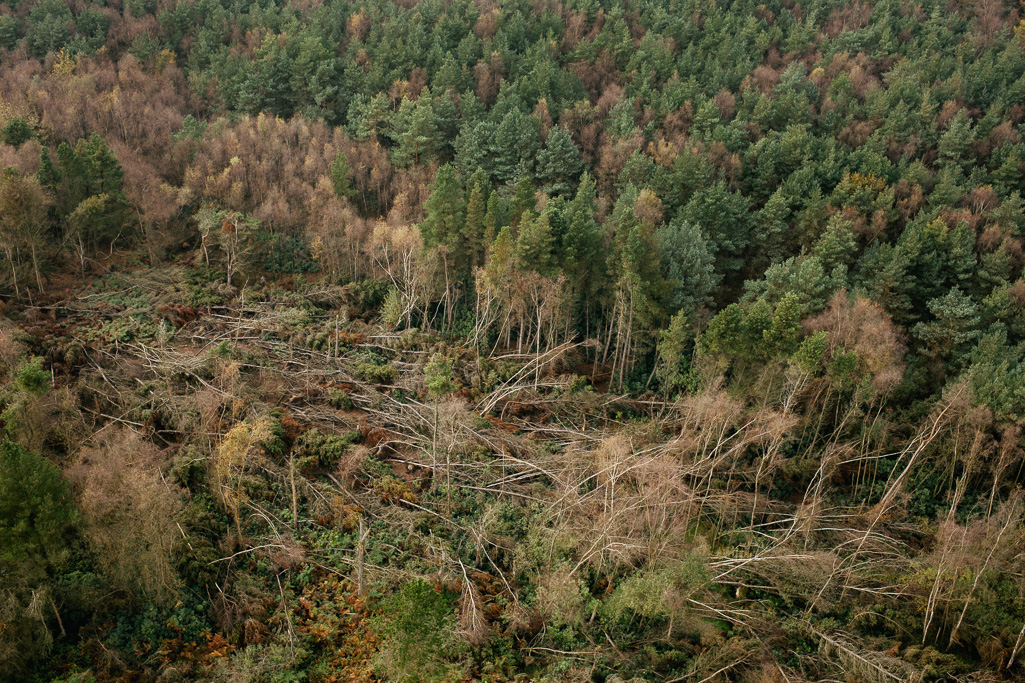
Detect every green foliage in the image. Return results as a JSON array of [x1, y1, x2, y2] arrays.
[[913, 286, 981, 366], [604, 554, 708, 623], [355, 359, 398, 384], [258, 231, 319, 274], [374, 579, 464, 682], [424, 353, 458, 398], [292, 428, 358, 472], [0, 441, 75, 585], [658, 218, 719, 315], [8, 0, 1025, 679], [330, 148, 353, 199], [536, 127, 582, 196], [655, 312, 695, 397], [0, 441, 77, 676], [791, 331, 828, 375], [13, 356, 49, 394], [1, 118, 33, 148], [326, 388, 353, 410]]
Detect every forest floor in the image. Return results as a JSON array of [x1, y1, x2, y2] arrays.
[[3, 256, 1016, 682]]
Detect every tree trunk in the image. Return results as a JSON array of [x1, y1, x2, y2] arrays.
[[31, 243, 43, 294]]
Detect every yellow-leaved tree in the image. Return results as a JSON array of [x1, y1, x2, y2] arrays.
[[214, 416, 279, 543]]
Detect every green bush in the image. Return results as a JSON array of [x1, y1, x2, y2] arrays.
[[0, 441, 77, 676], [374, 579, 465, 682], [13, 356, 49, 394], [355, 361, 397, 384], [293, 428, 358, 472]]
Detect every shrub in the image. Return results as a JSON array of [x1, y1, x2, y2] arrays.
[[0, 441, 77, 675], [374, 579, 465, 682]]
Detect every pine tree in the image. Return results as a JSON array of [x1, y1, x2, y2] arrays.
[[421, 164, 466, 253], [680, 180, 753, 279], [74, 133, 124, 197], [55, 142, 87, 214], [422, 165, 467, 325], [463, 177, 487, 271], [812, 214, 857, 275], [658, 218, 719, 315], [938, 110, 975, 171], [509, 176, 535, 228], [514, 211, 556, 276], [762, 292, 803, 357], [701, 303, 746, 360], [0, 440, 76, 677], [454, 121, 492, 177], [490, 108, 541, 185], [330, 148, 353, 199], [914, 286, 981, 365], [655, 312, 694, 397], [392, 95, 439, 167], [562, 173, 605, 333], [756, 187, 792, 266], [483, 190, 501, 241], [536, 127, 583, 196], [37, 147, 58, 191]]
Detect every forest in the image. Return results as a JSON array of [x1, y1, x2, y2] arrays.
[[3, 0, 1025, 680]]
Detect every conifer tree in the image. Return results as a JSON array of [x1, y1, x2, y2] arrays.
[[483, 190, 501, 241], [463, 177, 487, 271], [536, 127, 583, 196], [562, 173, 605, 333], [330, 148, 353, 199], [509, 176, 535, 228], [422, 165, 467, 325], [658, 218, 719, 315]]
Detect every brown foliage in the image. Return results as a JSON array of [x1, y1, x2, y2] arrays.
[[185, 114, 369, 243], [474, 8, 499, 40], [560, 100, 602, 163], [633, 188, 663, 227], [748, 65, 781, 94], [595, 130, 643, 194], [68, 427, 183, 604], [806, 292, 905, 394], [714, 89, 736, 121], [347, 9, 371, 42], [473, 56, 503, 107], [824, 1, 874, 37]]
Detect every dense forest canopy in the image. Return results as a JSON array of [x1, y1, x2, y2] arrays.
[[3, 0, 1025, 680]]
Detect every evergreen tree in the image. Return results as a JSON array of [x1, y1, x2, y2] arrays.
[[679, 180, 752, 280], [658, 218, 719, 315], [914, 286, 981, 366], [490, 108, 541, 185], [509, 176, 535, 228], [422, 165, 468, 323], [655, 312, 694, 397], [514, 211, 556, 276], [392, 95, 439, 167], [0, 440, 77, 677], [562, 173, 605, 332], [74, 133, 124, 197], [762, 292, 803, 358], [422, 164, 466, 253], [463, 177, 487, 271], [37, 147, 58, 191], [330, 148, 353, 199], [453, 121, 492, 177], [536, 127, 583, 196], [756, 188, 792, 266], [1, 119, 33, 148], [483, 190, 501, 241], [812, 215, 857, 276], [937, 110, 975, 171]]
